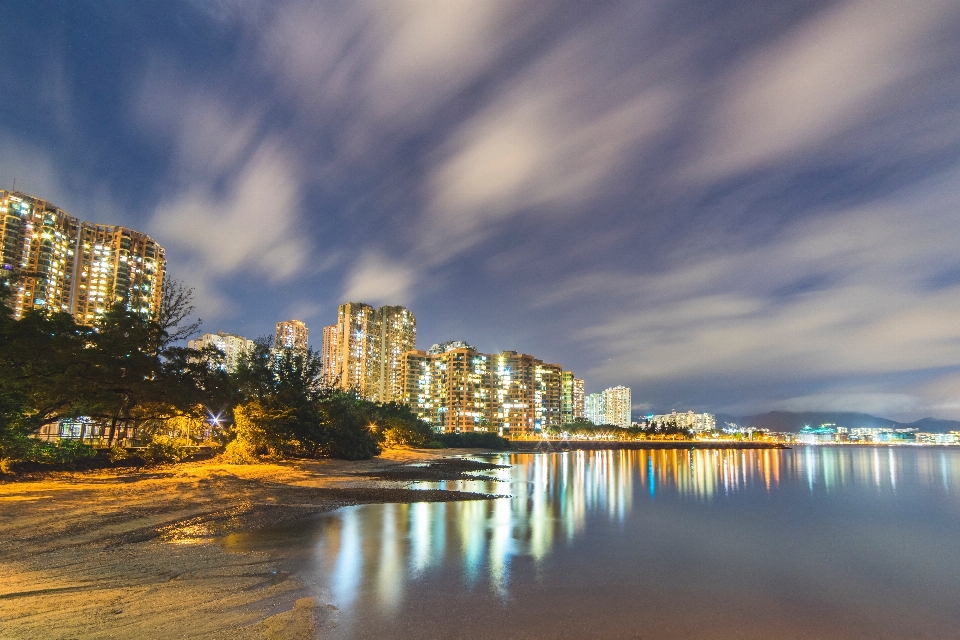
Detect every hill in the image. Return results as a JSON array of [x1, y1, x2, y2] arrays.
[[742, 411, 960, 433]]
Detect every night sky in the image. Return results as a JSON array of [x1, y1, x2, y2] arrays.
[[3, 1, 960, 420]]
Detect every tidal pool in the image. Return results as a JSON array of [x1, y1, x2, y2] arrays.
[[228, 447, 960, 639]]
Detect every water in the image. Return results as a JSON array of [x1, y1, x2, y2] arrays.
[[226, 447, 960, 639]]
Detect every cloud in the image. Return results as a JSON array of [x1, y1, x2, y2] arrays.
[[693, 0, 956, 179], [136, 70, 260, 182], [258, 0, 534, 149], [343, 252, 416, 306], [419, 24, 679, 263], [151, 141, 308, 281], [138, 67, 310, 294], [0, 133, 121, 224], [547, 169, 960, 417]]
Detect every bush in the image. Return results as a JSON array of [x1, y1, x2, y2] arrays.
[[380, 416, 436, 448], [221, 438, 261, 464], [438, 431, 509, 449], [108, 444, 129, 463], [30, 439, 98, 465], [140, 434, 194, 464]]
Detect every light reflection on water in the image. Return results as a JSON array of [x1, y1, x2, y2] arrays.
[[230, 447, 960, 639]]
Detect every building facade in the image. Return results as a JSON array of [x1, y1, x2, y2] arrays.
[[585, 393, 605, 425], [371, 305, 417, 402], [602, 385, 632, 428], [1, 190, 79, 318], [401, 344, 563, 437], [320, 323, 340, 384], [1, 190, 166, 325], [188, 331, 254, 372], [561, 371, 585, 424], [651, 410, 716, 433], [72, 223, 166, 325], [333, 302, 376, 395], [324, 302, 417, 400], [401, 343, 490, 433], [275, 319, 309, 350]]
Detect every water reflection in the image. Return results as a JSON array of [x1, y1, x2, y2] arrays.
[[233, 447, 960, 639], [303, 449, 959, 618]]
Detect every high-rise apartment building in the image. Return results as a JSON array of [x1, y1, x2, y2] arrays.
[[1, 190, 79, 319], [651, 411, 715, 433], [332, 302, 376, 395], [401, 342, 490, 432], [602, 385, 632, 428], [275, 319, 309, 350], [1, 190, 165, 325], [325, 302, 417, 400], [585, 393, 605, 425], [561, 371, 585, 425], [72, 223, 165, 325], [320, 323, 340, 384], [572, 377, 584, 420], [188, 331, 254, 372], [371, 305, 416, 403], [402, 344, 563, 436]]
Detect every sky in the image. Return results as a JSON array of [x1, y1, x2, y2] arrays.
[[2, 0, 960, 421]]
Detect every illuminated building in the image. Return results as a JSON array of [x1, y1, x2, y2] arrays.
[[603, 385, 632, 428], [401, 344, 563, 436], [275, 319, 309, 350], [330, 302, 376, 395], [651, 410, 716, 433], [325, 302, 416, 399], [370, 305, 417, 402], [585, 393, 605, 425], [561, 371, 584, 424], [491, 351, 562, 436], [2, 191, 166, 325], [71, 223, 165, 325], [401, 342, 490, 432], [1, 190, 79, 318], [321, 323, 340, 384], [188, 331, 254, 372]]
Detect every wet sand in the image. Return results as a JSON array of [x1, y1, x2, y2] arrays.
[[0, 449, 497, 639]]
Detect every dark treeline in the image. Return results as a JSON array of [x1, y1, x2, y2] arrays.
[[1, 276, 486, 467]]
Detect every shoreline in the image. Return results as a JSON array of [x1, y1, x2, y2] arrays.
[[0, 448, 501, 640]]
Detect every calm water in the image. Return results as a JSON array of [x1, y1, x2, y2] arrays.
[[226, 447, 960, 639]]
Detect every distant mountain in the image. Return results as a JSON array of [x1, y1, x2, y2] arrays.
[[904, 417, 960, 432], [714, 413, 743, 429], [742, 411, 960, 433]]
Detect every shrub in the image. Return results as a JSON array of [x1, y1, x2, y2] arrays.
[[221, 438, 260, 464], [108, 444, 129, 463], [28, 439, 98, 465], [438, 431, 509, 449], [380, 416, 436, 448], [140, 434, 194, 465]]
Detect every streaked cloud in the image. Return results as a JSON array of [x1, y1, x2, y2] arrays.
[[559, 170, 960, 417], [343, 252, 417, 307], [693, 0, 957, 179]]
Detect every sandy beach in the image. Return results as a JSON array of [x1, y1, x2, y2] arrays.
[[0, 449, 499, 639]]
